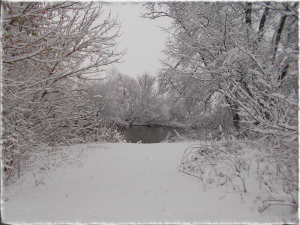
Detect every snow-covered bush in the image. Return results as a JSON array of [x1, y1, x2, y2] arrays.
[[178, 137, 298, 218], [3, 144, 88, 187], [178, 138, 249, 192], [163, 129, 190, 143], [84, 126, 125, 143], [251, 139, 298, 212]]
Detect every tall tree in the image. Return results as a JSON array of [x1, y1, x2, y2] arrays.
[[143, 2, 298, 140], [2, 2, 125, 184]]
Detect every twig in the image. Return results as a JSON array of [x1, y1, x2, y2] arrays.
[[178, 168, 200, 178], [240, 190, 245, 204], [57, 158, 83, 167], [261, 176, 278, 194], [199, 174, 211, 191], [239, 175, 247, 193], [263, 202, 296, 211], [226, 169, 229, 189], [248, 160, 251, 177]]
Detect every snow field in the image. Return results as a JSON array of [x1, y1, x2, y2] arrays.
[[2, 142, 298, 224]]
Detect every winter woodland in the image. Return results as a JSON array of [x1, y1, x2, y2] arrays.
[[1, 2, 299, 224]]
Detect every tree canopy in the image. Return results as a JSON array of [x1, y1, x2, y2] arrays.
[[143, 2, 298, 141], [2, 2, 125, 183]]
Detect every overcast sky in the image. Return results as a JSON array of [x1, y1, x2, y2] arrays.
[[102, 2, 172, 78]]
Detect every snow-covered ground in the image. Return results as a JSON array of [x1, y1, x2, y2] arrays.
[[2, 142, 298, 224]]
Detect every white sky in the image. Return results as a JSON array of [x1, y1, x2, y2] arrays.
[[102, 2, 172, 78]]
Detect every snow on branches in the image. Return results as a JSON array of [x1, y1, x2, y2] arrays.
[[2, 2, 125, 185], [144, 1, 298, 218]]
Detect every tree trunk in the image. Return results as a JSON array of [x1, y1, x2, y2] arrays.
[[273, 15, 287, 61], [245, 2, 252, 49], [245, 2, 252, 25], [225, 96, 240, 135], [258, 2, 270, 42]]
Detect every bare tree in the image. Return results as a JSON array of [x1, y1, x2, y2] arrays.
[[2, 2, 125, 184], [91, 69, 168, 126], [143, 2, 298, 139]]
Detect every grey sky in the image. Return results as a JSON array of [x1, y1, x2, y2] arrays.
[[102, 2, 172, 78]]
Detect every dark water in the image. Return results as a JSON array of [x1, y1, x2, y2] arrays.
[[123, 126, 186, 143]]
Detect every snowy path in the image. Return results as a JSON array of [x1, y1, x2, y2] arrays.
[[3, 142, 280, 223]]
